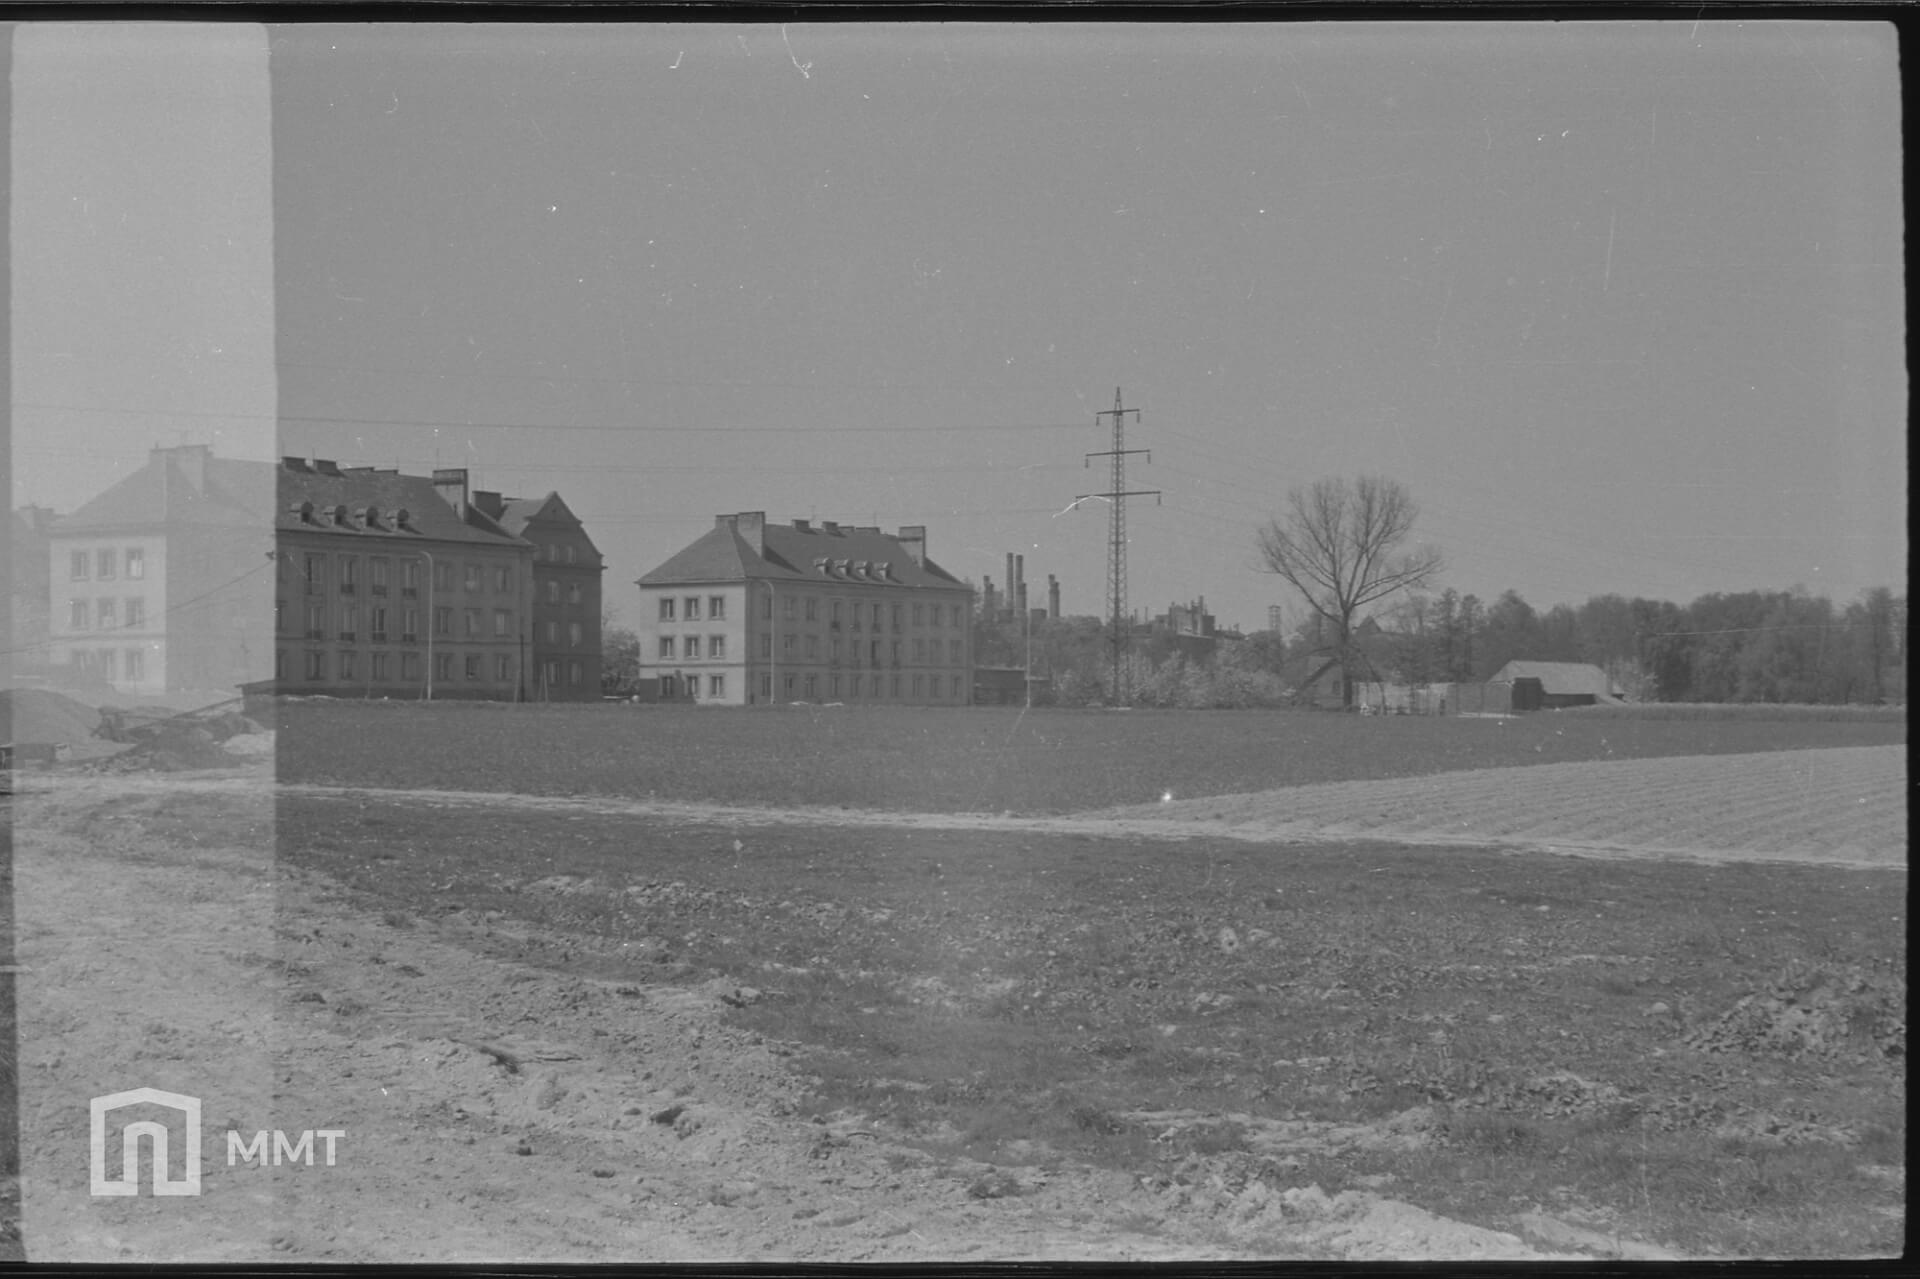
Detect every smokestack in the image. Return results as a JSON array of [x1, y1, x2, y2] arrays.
[[1015, 555, 1027, 615], [1048, 574, 1059, 619], [1005, 553, 1016, 607], [983, 576, 996, 618]]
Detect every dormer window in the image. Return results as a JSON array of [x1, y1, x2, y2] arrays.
[[333, 504, 351, 526]]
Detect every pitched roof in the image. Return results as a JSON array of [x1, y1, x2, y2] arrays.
[[57, 450, 274, 532], [638, 517, 969, 592], [491, 492, 600, 552], [1491, 660, 1624, 697], [276, 464, 527, 549]]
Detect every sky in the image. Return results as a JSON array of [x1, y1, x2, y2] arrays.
[[12, 21, 1907, 634]]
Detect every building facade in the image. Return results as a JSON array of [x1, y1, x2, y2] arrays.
[[635, 513, 973, 706], [8, 505, 57, 684], [46, 445, 275, 697], [478, 487, 605, 700]]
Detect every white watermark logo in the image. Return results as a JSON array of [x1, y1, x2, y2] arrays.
[[90, 1088, 344, 1196], [90, 1087, 201, 1197]]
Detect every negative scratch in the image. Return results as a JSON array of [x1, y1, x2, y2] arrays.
[[782, 26, 812, 79]]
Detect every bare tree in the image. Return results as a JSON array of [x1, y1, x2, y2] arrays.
[[1256, 475, 1444, 708]]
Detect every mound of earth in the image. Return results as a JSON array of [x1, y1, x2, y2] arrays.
[[0, 689, 103, 745]]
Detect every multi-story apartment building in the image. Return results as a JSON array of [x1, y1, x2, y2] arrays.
[[276, 459, 528, 699], [635, 512, 973, 706], [273, 461, 605, 701], [471, 487, 604, 699], [46, 445, 274, 696]]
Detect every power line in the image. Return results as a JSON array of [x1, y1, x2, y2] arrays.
[[1079, 388, 1160, 705], [16, 399, 1092, 436]]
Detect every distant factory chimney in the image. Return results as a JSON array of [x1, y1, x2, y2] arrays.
[[1048, 574, 1060, 619]]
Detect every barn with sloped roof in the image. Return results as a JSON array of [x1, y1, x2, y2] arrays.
[[1487, 660, 1628, 711]]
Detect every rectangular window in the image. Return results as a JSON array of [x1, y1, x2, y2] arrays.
[[760, 674, 772, 700], [125, 649, 146, 681], [495, 565, 512, 593], [569, 621, 582, 647], [433, 561, 452, 591], [125, 548, 144, 580], [784, 596, 797, 620], [708, 595, 725, 620], [463, 608, 480, 637], [70, 551, 90, 581], [953, 675, 965, 699], [97, 598, 116, 629], [784, 674, 796, 696], [760, 592, 772, 620], [804, 635, 818, 657], [372, 652, 389, 681], [339, 557, 357, 595], [851, 604, 862, 632], [805, 674, 818, 699], [760, 634, 772, 658], [804, 597, 817, 622], [544, 619, 558, 644], [566, 546, 577, 564], [305, 554, 326, 594], [891, 604, 903, 630], [96, 549, 116, 581], [912, 603, 925, 626], [307, 603, 325, 640], [871, 603, 884, 631], [831, 674, 842, 698], [464, 564, 481, 592], [434, 606, 452, 636], [371, 607, 388, 642], [547, 580, 560, 605], [370, 558, 389, 595], [401, 560, 420, 597], [339, 650, 357, 681], [830, 636, 841, 661], [850, 675, 861, 698], [569, 582, 583, 606], [339, 604, 357, 641], [660, 597, 675, 621], [891, 639, 901, 665], [913, 673, 925, 697], [306, 651, 325, 680], [914, 637, 926, 661], [494, 609, 511, 638], [276, 649, 289, 679], [465, 653, 481, 680], [709, 634, 725, 659], [497, 654, 512, 681], [435, 652, 453, 682], [402, 608, 420, 643], [891, 675, 901, 698], [659, 636, 675, 659], [950, 638, 962, 663], [684, 596, 701, 621], [684, 635, 700, 659], [402, 652, 420, 680], [783, 633, 796, 654], [870, 640, 881, 665], [831, 600, 842, 628]]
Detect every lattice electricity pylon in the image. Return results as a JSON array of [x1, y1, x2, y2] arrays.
[[1077, 387, 1159, 705]]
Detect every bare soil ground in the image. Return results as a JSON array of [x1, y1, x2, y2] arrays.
[[5, 745, 1904, 1261]]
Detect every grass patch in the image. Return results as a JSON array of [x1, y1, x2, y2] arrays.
[[277, 793, 1906, 1256]]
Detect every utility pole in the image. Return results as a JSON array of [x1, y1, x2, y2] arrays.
[[1079, 387, 1159, 705]]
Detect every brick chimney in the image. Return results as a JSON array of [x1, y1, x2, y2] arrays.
[[1048, 574, 1059, 619], [896, 525, 927, 566], [432, 468, 470, 518], [471, 490, 506, 520], [716, 511, 768, 558]]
